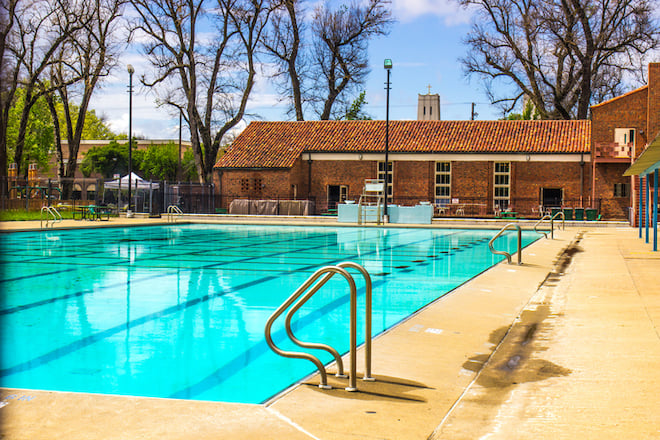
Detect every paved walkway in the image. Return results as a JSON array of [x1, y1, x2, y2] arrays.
[[1, 220, 658, 439]]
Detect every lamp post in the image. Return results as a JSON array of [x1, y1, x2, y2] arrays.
[[126, 64, 135, 218], [384, 58, 392, 223], [178, 109, 182, 182]]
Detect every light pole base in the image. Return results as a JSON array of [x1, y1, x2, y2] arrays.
[[126, 210, 134, 218], [383, 215, 389, 224]]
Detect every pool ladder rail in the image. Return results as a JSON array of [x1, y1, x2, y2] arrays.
[[167, 205, 183, 222], [40, 205, 62, 228], [534, 211, 566, 239], [488, 223, 523, 265], [265, 262, 374, 392]]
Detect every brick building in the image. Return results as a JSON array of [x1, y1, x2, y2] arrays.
[[215, 63, 660, 221], [214, 119, 594, 217], [591, 63, 660, 223]]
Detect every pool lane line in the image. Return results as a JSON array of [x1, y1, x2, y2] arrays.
[[0, 229, 461, 378], [0, 226, 438, 314], [0, 227, 343, 284], [0, 229, 345, 313], [0, 225, 462, 313]]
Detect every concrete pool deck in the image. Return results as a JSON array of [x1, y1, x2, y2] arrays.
[[1, 218, 659, 439]]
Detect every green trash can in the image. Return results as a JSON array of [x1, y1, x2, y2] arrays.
[[585, 208, 598, 221], [574, 208, 584, 221], [563, 208, 573, 220]]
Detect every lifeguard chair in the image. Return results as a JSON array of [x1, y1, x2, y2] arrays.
[[357, 179, 384, 225]]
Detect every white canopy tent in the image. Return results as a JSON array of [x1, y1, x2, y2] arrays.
[[104, 172, 160, 213], [104, 172, 160, 190]]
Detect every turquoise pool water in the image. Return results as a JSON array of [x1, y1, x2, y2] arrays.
[[0, 224, 538, 403]]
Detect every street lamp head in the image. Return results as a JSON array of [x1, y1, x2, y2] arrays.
[[384, 59, 393, 69], [127, 64, 135, 74]]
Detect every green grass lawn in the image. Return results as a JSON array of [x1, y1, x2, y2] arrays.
[[0, 209, 76, 221]]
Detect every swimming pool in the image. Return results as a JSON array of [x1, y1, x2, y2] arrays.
[[0, 224, 538, 403]]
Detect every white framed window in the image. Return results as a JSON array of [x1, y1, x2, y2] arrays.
[[494, 162, 510, 210], [378, 161, 393, 202], [435, 162, 451, 205]]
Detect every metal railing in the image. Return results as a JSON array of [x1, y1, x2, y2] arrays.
[[40, 205, 62, 229], [533, 211, 565, 239], [264, 262, 373, 391], [552, 211, 565, 232], [167, 204, 183, 222], [534, 214, 552, 238], [488, 223, 523, 265]]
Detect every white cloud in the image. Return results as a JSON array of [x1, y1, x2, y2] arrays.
[[391, 0, 473, 25]]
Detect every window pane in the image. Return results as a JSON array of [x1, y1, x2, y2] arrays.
[[436, 162, 450, 172]]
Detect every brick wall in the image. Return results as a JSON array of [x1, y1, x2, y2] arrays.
[[591, 87, 648, 157], [514, 161, 590, 211], [308, 160, 376, 204], [452, 161, 491, 201], [594, 163, 631, 220], [393, 161, 433, 203], [217, 158, 597, 216], [218, 168, 293, 207]]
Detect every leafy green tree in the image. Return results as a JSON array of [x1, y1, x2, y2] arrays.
[[80, 140, 131, 178], [63, 108, 115, 141], [139, 143, 178, 181], [138, 143, 198, 182], [504, 100, 540, 121], [341, 91, 372, 120], [7, 89, 54, 176], [81, 141, 198, 182]]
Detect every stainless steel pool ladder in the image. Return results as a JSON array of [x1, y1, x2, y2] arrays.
[[533, 211, 565, 239], [264, 262, 374, 392], [40, 206, 62, 228], [167, 205, 183, 222], [489, 223, 523, 265]]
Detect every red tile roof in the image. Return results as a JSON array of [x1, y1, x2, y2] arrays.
[[215, 120, 591, 169]]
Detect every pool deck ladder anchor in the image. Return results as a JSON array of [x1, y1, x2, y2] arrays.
[[265, 261, 373, 392]]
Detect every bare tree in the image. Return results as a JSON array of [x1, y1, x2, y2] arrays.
[[262, 0, 392, 121], [309, 0, 393, 120], [1, 0, 90, 185], [262, 0, 306, 120], [44, 0, 126, 197], [130, 0, 273, 183], [458, 0, 660, 119]]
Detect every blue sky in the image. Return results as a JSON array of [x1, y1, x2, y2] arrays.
[[90, 0, 502, 140]]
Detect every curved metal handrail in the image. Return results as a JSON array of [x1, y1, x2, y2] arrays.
[[488, 223, 522, 265], [285, 271, 349, 379], [551, 211, 565, 232], [265, 262, 373, 391], [338, 262, 373, 381], [167, 205, 183, 223], [283, 261, 374, 390], [40, 206, 62, 229], [533, 214, 552, 238], [265, 266, 354, 389]]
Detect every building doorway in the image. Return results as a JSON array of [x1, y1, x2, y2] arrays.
[[542, 188, 563, 208], [327, 185, 348, 210]]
